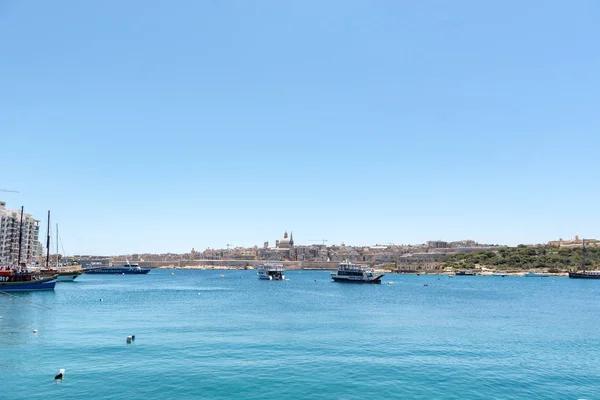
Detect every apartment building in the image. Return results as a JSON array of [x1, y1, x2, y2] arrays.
[[0, 201, 41, 265]]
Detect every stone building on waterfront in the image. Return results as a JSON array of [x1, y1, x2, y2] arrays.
[[547, 235, 599, 247]]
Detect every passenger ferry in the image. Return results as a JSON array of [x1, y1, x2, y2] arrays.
[[331, 261, 384, 284], [569, 270, 600, 279], [84, 263, 151, 275], [257, 264, 285, 280]]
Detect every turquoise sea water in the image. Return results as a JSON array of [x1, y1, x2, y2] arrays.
[[2, 270, 600, 399]]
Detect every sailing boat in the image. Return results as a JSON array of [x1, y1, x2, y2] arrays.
[[568, 239, 600, 279], [0, 207, 57, 292], [39, 212, 83, 282]]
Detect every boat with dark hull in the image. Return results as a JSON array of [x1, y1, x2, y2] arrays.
[[331, 261, 384, 284], [569, 239, 600, 279], [0, 271, 57, 291], [85, 263, 150, 275], [568, 271, 600, 279], [456, 270, 476, 276], [0, 208, 57, 292]]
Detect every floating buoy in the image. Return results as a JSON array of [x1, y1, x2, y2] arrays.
[[171, 272, 175, 275], [126, 336, 133, 344], [33, 329, 38, 334], [314, 279, 318, 282], [388, 282, 394, 285], [100, 298, 103, 302], [220, 275, 224, 278], [54, 369, 65, 381]]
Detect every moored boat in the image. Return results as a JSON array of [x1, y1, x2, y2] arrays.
[[568, 239, 600, 279], [568, 271, 600, 279], [331, 261, 384, 284], [257, 263, 285, 280], [0, 271, 57, 291], [37, 217, 83, 282], [0, 207, 57, 292], [38, 269, 83, 282]]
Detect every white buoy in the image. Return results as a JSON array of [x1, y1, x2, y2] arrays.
[[100, 298, 103, 302], [388, 282, 394, 285], [33, 329, 38, 334]]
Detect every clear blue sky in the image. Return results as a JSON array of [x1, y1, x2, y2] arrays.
[[1, 1, 598, 255]]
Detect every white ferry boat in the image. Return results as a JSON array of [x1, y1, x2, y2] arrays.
[[331, 261, 384, 284], [257, 264, 285, 280]]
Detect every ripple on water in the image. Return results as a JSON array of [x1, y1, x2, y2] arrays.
[[1, 270, 600, 400]]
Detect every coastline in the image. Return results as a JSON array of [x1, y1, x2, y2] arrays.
[[153, 265, 568, 276]]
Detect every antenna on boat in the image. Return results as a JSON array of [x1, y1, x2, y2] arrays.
[[46, 211, 51, 269]]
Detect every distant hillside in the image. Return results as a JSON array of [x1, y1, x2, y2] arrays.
[[444, 245, 600, 272]]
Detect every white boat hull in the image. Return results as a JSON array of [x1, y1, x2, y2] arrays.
[[331, 274, 384, 284]]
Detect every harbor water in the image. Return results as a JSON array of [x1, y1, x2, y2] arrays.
[[2, 270, 599, 399]]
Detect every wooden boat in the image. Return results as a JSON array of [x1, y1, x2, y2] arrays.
[[0, 208, 57, 292]]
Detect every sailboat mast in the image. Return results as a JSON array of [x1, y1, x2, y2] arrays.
[[56, 223, 59, 269], [17, 206, 24, 268], [46, 211, 51, 268]]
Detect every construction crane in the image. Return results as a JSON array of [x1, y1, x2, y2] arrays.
[[309, 239, 328, 245], [0, 188, 19, 193]]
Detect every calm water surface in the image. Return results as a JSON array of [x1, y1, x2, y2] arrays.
[[1, 270, 599, 399]]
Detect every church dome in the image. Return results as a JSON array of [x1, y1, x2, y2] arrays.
[[277, 231, 294, 248]]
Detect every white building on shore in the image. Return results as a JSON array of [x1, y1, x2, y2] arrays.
[[0, 201, 41, 266]]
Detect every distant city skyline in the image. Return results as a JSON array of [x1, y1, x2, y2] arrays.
[[2, 1, 599, 254]]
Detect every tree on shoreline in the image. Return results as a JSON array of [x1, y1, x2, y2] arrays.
[[444, 245, 600, 271]]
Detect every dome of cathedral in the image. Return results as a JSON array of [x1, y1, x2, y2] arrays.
[[277, 231, 294, 248]]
